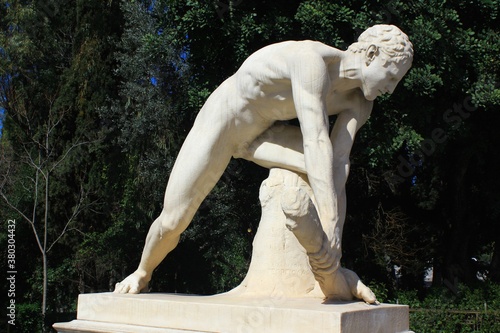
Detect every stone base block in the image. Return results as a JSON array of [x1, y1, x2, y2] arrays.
[[54, 293, 413, 333]]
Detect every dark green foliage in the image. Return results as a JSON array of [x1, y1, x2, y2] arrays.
[[1, 0, 124, 326], [1, 0, 500, 332], [395, 283, 500, 332]]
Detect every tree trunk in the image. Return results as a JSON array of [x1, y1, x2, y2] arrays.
[[42, 150, 49, 321], [42, 232, 48, 331]]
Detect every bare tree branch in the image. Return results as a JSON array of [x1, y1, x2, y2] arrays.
[[47, 182, 88, 253], [0, 190, 45, 255], [50, 140, 93, 173]]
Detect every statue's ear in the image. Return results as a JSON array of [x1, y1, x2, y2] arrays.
[[365, 44, 378, 66]]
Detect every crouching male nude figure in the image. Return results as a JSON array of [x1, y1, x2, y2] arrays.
[[115, 25, 413, 302]]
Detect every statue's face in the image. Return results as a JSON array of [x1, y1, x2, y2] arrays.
[[360, 52, 412, 101]]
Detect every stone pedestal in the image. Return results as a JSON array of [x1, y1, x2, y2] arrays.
[[54, 293, 412, 333], [54, 169, 413, 332]]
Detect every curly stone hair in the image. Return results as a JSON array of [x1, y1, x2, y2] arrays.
[[348, 25, 414, 64]]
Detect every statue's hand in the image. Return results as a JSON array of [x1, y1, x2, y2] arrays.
[[323, 268, 378, 304]]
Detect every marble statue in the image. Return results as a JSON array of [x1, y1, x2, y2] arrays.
[[114, 24, 413, 304]]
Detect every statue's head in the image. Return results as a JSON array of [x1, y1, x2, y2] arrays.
[[347, 25, 413, 101], [348, 25, 413, 65]]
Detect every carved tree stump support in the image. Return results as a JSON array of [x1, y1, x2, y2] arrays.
[[230, 168, 376, 303]]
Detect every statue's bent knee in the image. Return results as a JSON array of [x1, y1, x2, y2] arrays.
[[157, 211, 186, 238]]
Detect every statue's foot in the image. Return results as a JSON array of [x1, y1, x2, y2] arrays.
[[341, 268, 378, 304], [114, 271, 150, 294], [352, 280, 378, 304], [321, 268, 378, 304]]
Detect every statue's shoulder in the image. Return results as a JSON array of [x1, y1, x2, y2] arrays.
[[237, 41, 342, 78], [252, 40, 341, 58]]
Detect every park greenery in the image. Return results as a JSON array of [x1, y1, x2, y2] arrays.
[[1, 0, 499, 331]]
